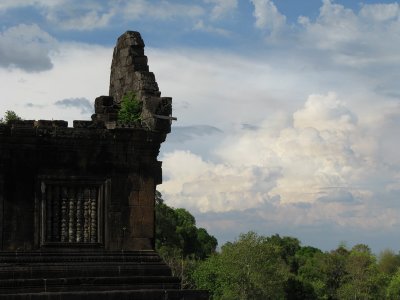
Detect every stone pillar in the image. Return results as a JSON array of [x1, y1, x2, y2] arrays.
[[125, 176, 155, 250]]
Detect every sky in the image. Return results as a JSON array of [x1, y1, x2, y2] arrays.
[[1, 0, 400, 253]]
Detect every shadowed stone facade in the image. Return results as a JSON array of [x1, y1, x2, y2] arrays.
[[0, 31, 208, 299]]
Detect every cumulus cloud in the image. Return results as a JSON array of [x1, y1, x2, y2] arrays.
[[159, 92, 397, 244], [161, 150, 280, 213], [54, 98, 93, 114], [148, 14, 400, 241], [359, 2, 399, 22], [250, 0, 286, 36], [298, 0, 400, 68], [0, 24, 57, 72]]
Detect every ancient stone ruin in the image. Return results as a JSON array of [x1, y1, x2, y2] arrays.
[[0, 31, 207, 299]]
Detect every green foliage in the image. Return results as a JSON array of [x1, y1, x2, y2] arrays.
[[0, 110, 22, 123], [323, 245, 350, 298], [118, 91, 142, 123], [155, 191, 217, 260], [378, 249, 400, 275], [155, 191, 217, 289], [297, 250, 328, 299], [266, 234, 301, 272], [158, 247, 200, 289], [337, 244, 387, 299], [387, 270, 400, 299], [193, 232, 290, 299], [154, 195, 398, 298]]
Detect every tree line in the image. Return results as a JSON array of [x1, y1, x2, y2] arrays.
[[156, 191, 400, 299]]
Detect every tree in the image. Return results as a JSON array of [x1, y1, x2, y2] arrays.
[[266, 234, 301, 272], [155, 191, 217, 259], [193, 232, 290, 300], [387, 270, 400, 299], [0, 110, 21, 123], [323, 245, 350, 299], [296, 247, 327, 299], [378, 249, 400, 275], [337, 244, 387, 299], [155, 191, 217, 288]]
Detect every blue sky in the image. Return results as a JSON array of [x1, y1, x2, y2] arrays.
[[1, 0, 400, 253]]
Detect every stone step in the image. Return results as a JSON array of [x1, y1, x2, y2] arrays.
[[0, 289, 209, 300], [0, 276, 181, 294], [0, 251, 163, 264], [0, 263, 173, 279]]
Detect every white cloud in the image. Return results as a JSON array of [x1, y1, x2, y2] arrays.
[[298, 0, 400, 68], [0, 24, 57, 72], [293, 92, 357, 132], [161, 150, 279, 213], [91, 14, 400, 243], [193, 20, 231, 36], [46, 6, 116, 31], [123, 0, 204, 21], [159, 90, 400, 245], [0, 0, 115, 31], [250, 0, 286, 35], [0, 0, 65, 11], [204, 0, 238, 19], [160, 93, 367, 209], [360, 3, 400, 22], [0, 42, 110, 123]]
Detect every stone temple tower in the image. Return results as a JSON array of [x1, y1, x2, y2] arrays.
[[0, 31, 208, 299]]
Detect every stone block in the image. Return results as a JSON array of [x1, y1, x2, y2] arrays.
[[10, 120, 35, 128], [73, 120, 93, 128], [94, 96, 114, 114]]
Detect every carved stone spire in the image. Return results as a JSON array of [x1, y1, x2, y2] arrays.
[[94, 30, 173, 133], [109, 31, 160, 104]]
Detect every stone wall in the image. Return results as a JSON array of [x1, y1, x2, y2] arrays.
[[0, 120, 165, 251]]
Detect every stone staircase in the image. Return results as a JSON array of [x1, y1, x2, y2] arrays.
[[0, 251, 208, 299]]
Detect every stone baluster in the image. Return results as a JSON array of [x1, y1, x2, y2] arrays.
[[90, 188, 97, 243], [60, 187, 69, 242], [46, 185, 52, 241], [68, 188, 76, 243], [76, 188, 83, 242], [83, 188, 90, 243], [52, 186, 60, 242]]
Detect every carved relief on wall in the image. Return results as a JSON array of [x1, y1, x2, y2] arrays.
[[39, 177, 109, 247]]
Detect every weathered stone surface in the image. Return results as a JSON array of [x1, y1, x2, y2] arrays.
[[105, 31, 173, 133]]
